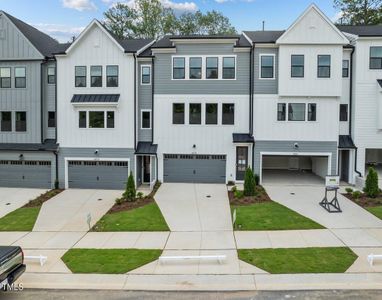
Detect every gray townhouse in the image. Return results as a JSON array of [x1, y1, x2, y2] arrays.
[[0, 11, 59, 188]]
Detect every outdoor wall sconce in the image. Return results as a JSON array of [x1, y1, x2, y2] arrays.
[[192, 144, 196, 148], [94, 149, 99, 155]]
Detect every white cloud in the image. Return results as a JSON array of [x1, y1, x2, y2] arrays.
[[215, 0, 255, 3], [33, 23, 85, 43], [103, 0, 197, 13], [62, 0, 97, 11], [331, 11, 344, 23]]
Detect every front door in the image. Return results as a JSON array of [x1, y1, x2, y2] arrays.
[[236, 147, 248, 181], [143, 156, 151, 183], [340, 150, 349, 182]]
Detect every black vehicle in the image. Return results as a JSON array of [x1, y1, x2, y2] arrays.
[[0, 246, 26, 290]]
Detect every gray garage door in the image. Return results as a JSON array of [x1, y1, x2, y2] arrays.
[[68, 161, 129, 189], [0, 160, 51, 188], [164, 154, 226, 183]]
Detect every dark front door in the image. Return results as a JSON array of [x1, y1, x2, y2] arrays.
[[236, 147, 248, 181], [340, 150, 349, 182], [143, 156, 151, 183]]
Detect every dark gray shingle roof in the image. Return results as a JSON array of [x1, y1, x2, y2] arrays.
[[243, 30, 285, 43], [337, 25, 382, 37], [71, 94, 120, 103], [152, 34, 248, 48], [0, 140, 58, 151], [138, 48, 153, 57], [378, 79, 382, 88], [339, 135, 356, 149], [1, 11, 59, 58], [135, 142, 158, 155]]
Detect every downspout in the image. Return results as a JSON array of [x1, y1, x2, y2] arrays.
[[54, 59, 59, 188], [133, 54, 137, 186], [152, 56, 159, 182], [40, 61, 46, 144], [349, 47, 362, 178]]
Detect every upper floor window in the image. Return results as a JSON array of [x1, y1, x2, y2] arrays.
[[15, 111, 26, 131], [106, 111, 115, 128], [189, 103, 201, 124], [189, 57, 202, 79], [141, 65, 151, 85], [1, 112, 11, 132], [0, 68, 11, 88], [260, 55, 275, 79], [79, 111, 114, 128], [89, 111, 104, 128], [340, 104, 348, 121], [291, 55, 304, 78], [206, 57, 218, 79], [317, 55, 331, 78], [90, 66, 102, 87], [206, 103, 218, 124], [48, 111, 56, 128], [370, 47, 382, 69], [277, 103, 286, 121], [308, 103, 316, 121], [75, 66, 86, 87], [223, 57, 235, 79], [173, 57, 185, 79], [48, 67, 56, 84], [222, 103, 234, 125], [173, 103, 185, 124], [288, 103, 305, 121], [106, 66, 118, 87], [342, 60, 349, 78], [15, 67, 26, 88], [79, 111, 87, 128]]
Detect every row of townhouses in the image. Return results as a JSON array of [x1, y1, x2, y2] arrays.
[[0, 4, 381, 190]]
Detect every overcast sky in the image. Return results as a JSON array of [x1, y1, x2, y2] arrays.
[[0, 0, 339, 42]]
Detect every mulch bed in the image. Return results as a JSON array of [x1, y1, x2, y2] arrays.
[[342, 192, 382, 208], [229, 185, 272, 206], [23, 189, 64, 208], [108, 196, 155, 213]]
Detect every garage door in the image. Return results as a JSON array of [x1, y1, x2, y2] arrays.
[[68, 161, 129, 189], [0, 160, 51, 188], [164, 154, 226, 183]]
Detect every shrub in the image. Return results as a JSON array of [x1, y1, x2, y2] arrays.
[[234, 190, 244, 199], [123, 171, 136, 202], [254, 174, 260, 186], [227, 180, 235, 186], [364, 167, 379, 198], [244, 167, 256, 197], [136, 192, 144, 199], [352, 190, 362, 199], [345, 187, 353, 194], [231, 186, 237, 193], [115, 198, 124, 205], [54, 180, 59, 190]]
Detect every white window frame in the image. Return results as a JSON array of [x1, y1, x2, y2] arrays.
[[276, 102, 317, 123], [141, 109, 152, 129], [141, 65, 151, 85], [171, 55, 237, 81], [259, 53, 276, 80], [78, 110, 116, 129]]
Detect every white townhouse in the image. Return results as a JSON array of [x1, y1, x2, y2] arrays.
[[55, 20, 153, 189], [244, 4, 354, 184]]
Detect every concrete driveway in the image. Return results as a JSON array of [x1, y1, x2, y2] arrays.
[[33, 189, 121, 232], [0, 188, 48, 218], [155, 183, 232, 232]]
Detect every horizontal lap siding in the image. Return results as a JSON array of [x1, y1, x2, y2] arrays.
[[138, 61, 152, 142], [254, 48, 278, 94]]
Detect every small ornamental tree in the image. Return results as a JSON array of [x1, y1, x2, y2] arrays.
[[364, 167, 379, 198], [244, 167, 256, 197], [123, 171, 136, 202]]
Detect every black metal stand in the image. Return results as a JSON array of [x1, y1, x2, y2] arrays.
[[319, 187, 342, 213]]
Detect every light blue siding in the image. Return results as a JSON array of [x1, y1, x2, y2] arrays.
[[254, 48, 278, 94]]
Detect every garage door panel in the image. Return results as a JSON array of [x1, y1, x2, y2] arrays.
[[164, 154, 226, 183], [68, 161, 128, 190]]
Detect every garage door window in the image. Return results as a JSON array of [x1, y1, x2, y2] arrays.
[[173, 103, 184, 124], [89, 111, 104, 128], [288, 103, 305, 121], [189, 103, 201, 124], [1, 112, 12, 131], [206, 103, 218, 124], [222, 103, 234, 125]]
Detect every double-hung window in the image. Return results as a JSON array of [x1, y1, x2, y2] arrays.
[[308, 103, 316, 121], [291, 55, 304, 78], [48, 67, 56, 84], [277, 103, 286, 121], [15, 111, 26, 131], [48, 111, 56, 127], [79, 111, 87, 128], [206, 103, 218, 124], [0, 68, 11, 88], [317, 55, 331, 78], [222, 103, 234, 125], [189, 103, 201, 124], [260, 55, 274, 79], [288, 103, 305, 121], [75, 66, 86, 87], [370, 47, 382, 69], [342, 60, 349, 77], [1, 112, 12, 132], [141, 110, 151, 129], [106, 66, 118, 87], [173, 58, 185, 79], [340, 104, 348, 121], [106, 111, 114, 128], [15, 67, 26, 88], [173, 103, 185, 124], [91, 66, 102, 87], [223, 57, 235, 79], [206, 57, 218, 79], [141, 66, 151, 84], [189, 57, 202, 79]]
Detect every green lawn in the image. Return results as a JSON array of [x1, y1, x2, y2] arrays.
[[366, 206, 382, 220], [62, 249, 162, 274], [0, 207, 41, 231], [238, 247, 357, 274], [232, 202, 324, 230], [93, 202, 169, 232]]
